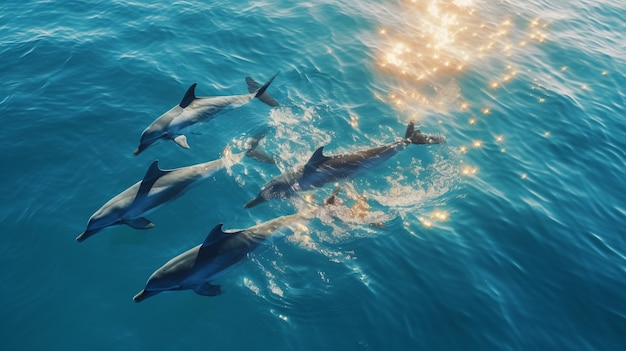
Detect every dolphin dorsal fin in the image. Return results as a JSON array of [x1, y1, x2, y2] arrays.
[[135, 160, 170, 200], [201, 223, 230, 249], [179, 83, 198, 108], [303, 146, 330, 174]]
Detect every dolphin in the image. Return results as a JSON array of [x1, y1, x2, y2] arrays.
[[134, 73, 279, 155], [77, 149, 246, 242], [133, 192, 338, 302], [244, 121, 445, 208]]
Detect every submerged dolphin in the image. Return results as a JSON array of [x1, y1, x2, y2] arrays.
[[134, 73, 279, 155], [77, 149, 245, 242], [244, 122, 445, 208], [133, 193, 337, 302]]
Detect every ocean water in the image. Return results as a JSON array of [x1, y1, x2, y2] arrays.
[[1, 0, 625, 349]]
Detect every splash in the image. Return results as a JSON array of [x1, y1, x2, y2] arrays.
[[266, 106, 333, 172], [318, 192, 395, 234]]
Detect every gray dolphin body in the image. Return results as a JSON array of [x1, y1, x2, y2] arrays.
[[134, 73, 279, 155], [244, 122, 445, 208], [133, 196, 332, 302], [77, 151, 245, 242]]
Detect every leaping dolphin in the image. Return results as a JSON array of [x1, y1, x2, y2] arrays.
[[77, 149, 246, 242], [134, 73, 279, 155], [133, 192, 338, 302], [244, 122, 445, 208]]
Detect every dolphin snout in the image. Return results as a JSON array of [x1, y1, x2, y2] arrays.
[[133, 289, 158, 303], [244, 195, 266, 209], [134, 140, 154, 155], [133, 146, 145, 156], [76, 228, 99, 242]]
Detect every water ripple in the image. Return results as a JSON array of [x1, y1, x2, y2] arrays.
[[2, 0, 626, 350]]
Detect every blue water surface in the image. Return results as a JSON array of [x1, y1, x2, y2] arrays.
[[1, 0, 625, 350]]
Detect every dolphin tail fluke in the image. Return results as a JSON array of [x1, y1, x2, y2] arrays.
[[246, 72, 280, 107], [405, 121, 446, 145], [245, 131, 275, 164]]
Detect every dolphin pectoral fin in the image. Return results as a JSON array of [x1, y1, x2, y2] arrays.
[[173, 135, 190, 149], [126, 217, 155, 230], [193, 283, 221, 297]]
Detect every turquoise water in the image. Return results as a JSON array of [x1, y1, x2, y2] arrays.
[[2, 0, 625, 349]]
